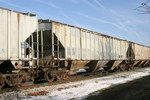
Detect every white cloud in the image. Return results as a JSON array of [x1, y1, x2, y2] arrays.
[[68, 0, 80, 4], [0, 0, 24, 9], [60, 11, 80, 26], [94, 0, 105, 9], [83, 0, 103, 12], [35, 0, 60, 9], [76, 12, 124, 32], [0, 0, 6, 1]]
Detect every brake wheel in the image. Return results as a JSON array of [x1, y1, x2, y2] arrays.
[[44, 70, 55, 82]]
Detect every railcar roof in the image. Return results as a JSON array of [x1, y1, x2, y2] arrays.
[[39, 19, 126, 41], [0, 7, 36, 16]]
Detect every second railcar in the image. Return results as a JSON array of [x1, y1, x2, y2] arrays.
[[38, 20, 133, 74]]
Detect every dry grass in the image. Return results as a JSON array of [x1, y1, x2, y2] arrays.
[[57, 83, 83, 91], [28, 91, 49, 96]]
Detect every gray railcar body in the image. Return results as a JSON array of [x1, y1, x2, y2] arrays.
[[38, 20, 132, 74]]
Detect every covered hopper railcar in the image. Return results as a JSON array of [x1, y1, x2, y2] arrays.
[[38, 20, 134, 74], [0, 7, 150, 88], [0, 7, 39, 88]]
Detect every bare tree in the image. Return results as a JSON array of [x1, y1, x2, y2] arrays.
[[135, 0, 150, 14]]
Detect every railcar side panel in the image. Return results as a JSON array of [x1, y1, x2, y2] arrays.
[[95, 34, 99, 60], [102, 37, 107, 60], [90, 33, 94, 60], [86, 32, 91, 60], [0, 8, 37, 66], [71, 27, 76, 60], [98, 35, 103, 60], [0, 9, 8, 60], [112, 39, 116, 60], [109, 38, 112, 60], [76, 28, 81, 60]]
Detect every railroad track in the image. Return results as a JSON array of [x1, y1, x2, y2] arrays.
[[0, 67, 144, 94]]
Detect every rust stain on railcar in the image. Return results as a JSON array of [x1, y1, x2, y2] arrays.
[[1, 9, 4, 13], [65, 26, 67, 37], [17, 14, 20, 23], [132, 43, 135, 60], [132, 43, 135, 53], [17, 14, 20, 30]]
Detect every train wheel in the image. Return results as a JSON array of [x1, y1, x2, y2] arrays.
[[20, 73, 31, 86], [44, 70, 55, 82], [63, 68, 70, 80]]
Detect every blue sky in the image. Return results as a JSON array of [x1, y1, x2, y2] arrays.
[[0, 0, 150, 46]]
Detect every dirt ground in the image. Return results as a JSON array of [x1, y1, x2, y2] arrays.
[[85, 75, 150, 100]]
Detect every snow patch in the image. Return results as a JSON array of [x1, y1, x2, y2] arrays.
[[76, 69, 86, 73]]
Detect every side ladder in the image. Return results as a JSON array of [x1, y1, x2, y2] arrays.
[[52, 32, 60, 67]]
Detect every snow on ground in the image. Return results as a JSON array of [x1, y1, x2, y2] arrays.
[[76, 69, 86, 73], [1, 67, 150, 100]]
